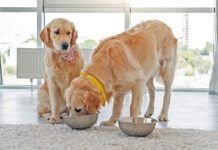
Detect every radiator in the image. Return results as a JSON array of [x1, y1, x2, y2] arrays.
[[17, 48, 46, 79], [17, 48, 93, 79]]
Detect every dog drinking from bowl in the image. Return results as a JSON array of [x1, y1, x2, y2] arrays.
[[37, 18, 84, 124], [65, 20, 177, 126]]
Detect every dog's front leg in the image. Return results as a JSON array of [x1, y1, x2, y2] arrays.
[[130, 80, 146, 118], [48, 80, 61, 124], [100, 94, 125, 126]]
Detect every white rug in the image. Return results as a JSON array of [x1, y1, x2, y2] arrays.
[[0, 124, 218, 150]]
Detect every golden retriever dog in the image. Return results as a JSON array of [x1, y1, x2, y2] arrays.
[[37, 18, 84, 124], [65, 20, 177, 126]]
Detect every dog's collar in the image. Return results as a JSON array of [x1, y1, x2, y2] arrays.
[[80, 72, 107, 107], [52, 45, 78, 62]]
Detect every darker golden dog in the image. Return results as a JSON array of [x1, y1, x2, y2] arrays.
[[65, 20, 177, 126]]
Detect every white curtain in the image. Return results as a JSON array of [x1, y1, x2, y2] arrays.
[[0, 54, 2, 84], [209, 46, 218, 95], [209, 0, 218, 95]]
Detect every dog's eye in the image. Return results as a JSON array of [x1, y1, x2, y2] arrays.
[[67, 32, 71, 35], [54, 30, 59, 35]]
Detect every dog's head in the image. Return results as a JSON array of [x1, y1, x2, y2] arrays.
[[65, 77, 102, 116], [40, 18, 77, 51]]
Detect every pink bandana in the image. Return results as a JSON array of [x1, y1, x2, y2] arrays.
[[52, 45, 78, 62]]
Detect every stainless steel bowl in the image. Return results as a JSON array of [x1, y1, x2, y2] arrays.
[[63, 113, 98, 130], [118, 117, 157, 137]]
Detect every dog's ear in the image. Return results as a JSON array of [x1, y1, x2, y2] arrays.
[[40, 26, 52, 48], [70, 23, 78, 46], [83, 91, 101, 114]]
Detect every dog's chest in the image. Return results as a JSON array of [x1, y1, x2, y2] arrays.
[[45, 55, 80, 85]]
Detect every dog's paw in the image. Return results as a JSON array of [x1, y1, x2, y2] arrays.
[[144, 108, 154, 118], [59, 113, 68, 120], [100, 120, 115, 127], [50, 117, 60, 124], [43, 113, 52, 121], [158, 114, 168, 122]]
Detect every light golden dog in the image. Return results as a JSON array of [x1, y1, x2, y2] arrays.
[[65, 20, 177, 126], [37, 18, 84, 124]]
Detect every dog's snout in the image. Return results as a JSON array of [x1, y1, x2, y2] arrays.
[[75, 108, 82, 113], [61, 42, 69, 50]]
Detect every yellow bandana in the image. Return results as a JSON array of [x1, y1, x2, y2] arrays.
[[80, 72, 107, 106]]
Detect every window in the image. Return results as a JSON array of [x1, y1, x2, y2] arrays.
[[131, 13, 214, 88], [0, 13, 37, 85], [0, 0, 216, 89], [45, 13, 124, 64]]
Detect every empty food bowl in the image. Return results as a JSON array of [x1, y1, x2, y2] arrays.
[[63, 113, 98, 130], [118, 117, 157, 137]]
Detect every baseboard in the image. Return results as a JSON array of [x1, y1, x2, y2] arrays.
[[209, 91, 218, 95]]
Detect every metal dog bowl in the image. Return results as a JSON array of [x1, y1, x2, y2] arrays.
[[63, 113, 98, 130], [118, 117, 157, 137]]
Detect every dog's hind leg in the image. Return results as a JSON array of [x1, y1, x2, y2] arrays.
[[158, 62, 175, 122], [144, 77, 155, 117], [37, 82, 51, 117]]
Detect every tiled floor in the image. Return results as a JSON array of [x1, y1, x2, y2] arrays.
[[0, 89, 217, 130]]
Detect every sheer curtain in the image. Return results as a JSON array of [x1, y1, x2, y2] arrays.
[[0, 54, 2, 84], [209, 0, 218, 95], [209, 46, 218, 95]]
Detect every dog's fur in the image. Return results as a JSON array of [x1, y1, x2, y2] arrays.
[[37, 18, 84, 124], [65, 20, 177, 126]]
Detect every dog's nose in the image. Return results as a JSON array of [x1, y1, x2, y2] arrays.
[[61, 42, 69, 50], [75, 108, 81, 113]]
